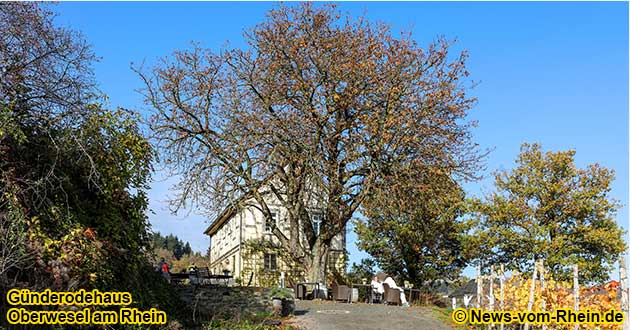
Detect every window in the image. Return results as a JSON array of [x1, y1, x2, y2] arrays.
[[264, 212, 277, 233], [311, 213, 323, 236], [264, 253, 277, 271]]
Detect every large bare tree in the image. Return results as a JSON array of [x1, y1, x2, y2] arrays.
[[137, 3, 483, 283]]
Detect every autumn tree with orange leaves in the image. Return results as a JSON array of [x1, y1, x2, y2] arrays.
[[137, 3, 483, 283]]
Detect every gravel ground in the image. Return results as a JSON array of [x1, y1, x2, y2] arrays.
[[289, 300, 452, 330]]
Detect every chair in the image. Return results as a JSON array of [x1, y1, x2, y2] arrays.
[[331, 283, 351, 302], [296, 284, 307, 300], [371, 289, 383, 304], [196, 267, 211, 285], [188, 270, 199, 285], [196, 267, 210, 277], [382, 283, 401, 305]]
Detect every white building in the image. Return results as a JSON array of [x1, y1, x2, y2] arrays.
[[204, 194, 346, 287]]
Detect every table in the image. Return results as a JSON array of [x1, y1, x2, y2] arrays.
[[350, 284, 373, 304], [168, 272, 232, 286], [208, 274, 232, 285], [402, 288, 422, 304], [296, 282, 321, 300]]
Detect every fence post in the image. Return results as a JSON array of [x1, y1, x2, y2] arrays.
[[500, 264, 505, 330], [477, 263, 482, 308], [540, 259, 546, 330], [620, 256, 629, 330], [524, 259, 538, 330], [573, 264, 579, 330], [489, 265, 495, 329], [489, 265, 495, 311]]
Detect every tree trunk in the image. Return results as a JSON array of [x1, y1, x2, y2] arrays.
[[306, 239, 329, 288], [620, 255, 629, 330], [573, 264, 579, 330], [524, 259, 538, 330]]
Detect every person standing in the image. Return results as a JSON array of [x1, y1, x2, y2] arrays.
[[188, 262, 199, 285], [158, 258, 171, 283]]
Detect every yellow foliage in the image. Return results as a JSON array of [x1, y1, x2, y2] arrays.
[[494, 275, 621, 330]]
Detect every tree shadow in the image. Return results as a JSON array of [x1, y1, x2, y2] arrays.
[[293, 309, 310, 316]]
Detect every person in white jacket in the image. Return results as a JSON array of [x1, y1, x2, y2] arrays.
[[383, 275, 409, 307], [370, 275, 384, 303]]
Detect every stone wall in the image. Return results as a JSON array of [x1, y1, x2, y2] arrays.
[[172, 286, 273, 320]]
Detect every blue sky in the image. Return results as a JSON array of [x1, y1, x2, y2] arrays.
[[53, 2, 628, 275]]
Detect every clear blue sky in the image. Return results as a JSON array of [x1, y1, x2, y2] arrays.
[[53, 2, 628, 275]]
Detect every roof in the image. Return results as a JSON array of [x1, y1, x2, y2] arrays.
[[203, 192, 253, 237], [449, 278, 505, 298], [448, 280, 478, 298], [203, 204, 238, 237]]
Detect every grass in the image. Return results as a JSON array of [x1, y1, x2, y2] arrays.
[[431, 306, 468, 329], [202, 319, 297, 330], [200, 311, 300, 330], [202, 319, 299, 330]]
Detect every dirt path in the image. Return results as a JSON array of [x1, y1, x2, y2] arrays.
[[290, 300, 452, 330]]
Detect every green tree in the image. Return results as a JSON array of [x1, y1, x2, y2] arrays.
[[173, 241, 184, 260], [152, 232, 195, 260], [346, 258, 377, 285], [471, 143, 625, 283], [183, 242, 192, 256], [152, 232, 167, 249], [0, 4, 190, 321], [355, 166, 473, 286], [1, 2, 102, 290]]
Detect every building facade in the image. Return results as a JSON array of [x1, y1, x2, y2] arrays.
[[204, 195, 346, 287]]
